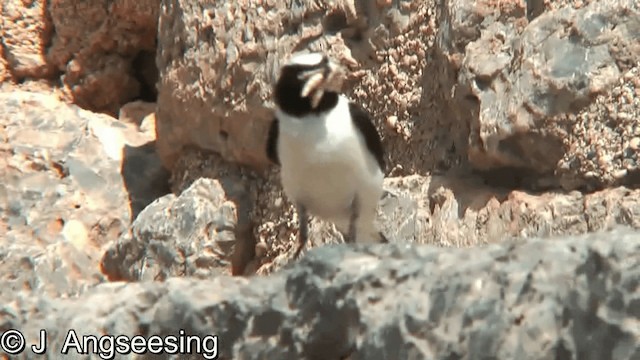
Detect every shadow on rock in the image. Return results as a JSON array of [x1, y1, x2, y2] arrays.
[[120, 142, 171, 221]]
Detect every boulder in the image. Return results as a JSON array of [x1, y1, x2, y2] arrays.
[[0, 0, 55, 79], [154, 0, 428, 171], [0, 0, 161, 114], [101, 177, 247, 281], [438, 0, 640, 190], [3, 228, 639, 359], [0, 91, 168, 302]]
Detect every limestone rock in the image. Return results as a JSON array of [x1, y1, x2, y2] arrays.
[[101, 177, 244, 281], [0, 91, 168, 301], [0, 0, 55, 79], [4, 228, 639, 359], [0, 41, 10, 82], [0, 0, 161, 113], [154, 0, 422, 171], [385, 175, 640, 245], [257, 172, 640, 274], [438, 0, 640, 190]]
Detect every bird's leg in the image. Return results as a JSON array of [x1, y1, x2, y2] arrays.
[[293, 204, 309, 259], [346, 196, 360, 243]]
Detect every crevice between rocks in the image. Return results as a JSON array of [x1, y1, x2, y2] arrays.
[[132, 50, 159, 103]]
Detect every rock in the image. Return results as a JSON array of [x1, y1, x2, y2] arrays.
[[388, 175, 640, 244], [0, 42, 10, 82], [154, 0, 426, 171], [101, 177, 243, 281], [4, 228, 639, 359], [0, 91, 168, 301], [101, 146, 270, 279], [438, 0, 640, 190], [118, 100, 156, 129], [0, 0, 55, 79], [49, 0, 161, 114], [255, 171, 640, 274], [0, 0, 161, 114]]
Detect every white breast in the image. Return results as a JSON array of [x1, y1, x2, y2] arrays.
[[275, 95, 384, 231]]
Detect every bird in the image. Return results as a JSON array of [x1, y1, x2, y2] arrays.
[[266, 51, 388, 259]]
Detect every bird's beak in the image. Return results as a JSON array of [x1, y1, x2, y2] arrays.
[[299, 59, 345, 108]]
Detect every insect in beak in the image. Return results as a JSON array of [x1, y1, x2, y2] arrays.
[[298, 58, 344, 109]]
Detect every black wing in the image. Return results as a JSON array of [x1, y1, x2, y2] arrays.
[[348, 102, 385, 172], [266, 117, 280, 166]]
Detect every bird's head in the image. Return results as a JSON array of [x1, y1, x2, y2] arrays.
[[274, 52, 345, 116]]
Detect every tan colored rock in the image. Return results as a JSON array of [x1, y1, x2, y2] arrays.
[[0, 0, 55, 79], [0, 0, 161, 113], [0, 36, 13, 83], [62, 219, 90, 250], [59, 53, 141, 114], [154, 0, 426, 171], [118, 100, 156, 127]]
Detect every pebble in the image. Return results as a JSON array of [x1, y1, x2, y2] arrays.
[[386, 115, 398, 130], [62, 219, 89, 250]]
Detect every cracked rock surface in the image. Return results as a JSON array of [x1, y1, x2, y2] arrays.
[[1, 1, 640, 358], [3, 228, 639, 360], [101, 177, 247, 281], [0, 0, 160, 114], [439, 0, 640, 190], [0, 91, 168, 302]]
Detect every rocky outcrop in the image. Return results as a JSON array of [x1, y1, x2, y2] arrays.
[[0, 0, 55, 79], [0, 91, 168, 302], [0, 1, 639, 358], [3, 228, 639, 359], [154, 0, 640, 194], [0, 0, 160, 114], [154, 0, 427, 170], [2, 0, 639, 276], [101, 177, 248, 281], [257, 172, 640, 274], [438, 0, 640, 190]]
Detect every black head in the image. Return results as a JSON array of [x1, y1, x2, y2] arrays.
[[274, 52, 342, 117]]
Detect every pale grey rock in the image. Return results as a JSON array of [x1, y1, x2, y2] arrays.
[[379, 175, 640, 248], [101, 178, 242, 281], [437, 0, 640, 190], [3, 228, 639, 360], [0, 91, 168, 302]]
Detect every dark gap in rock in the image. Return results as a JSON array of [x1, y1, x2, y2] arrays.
[[220, 130, 229, 141], [619, 169, 640, 189], [474, 77, 492, 91], [121, 142, 171, 221], [526, 0, 545, 21], [132, 50, 158, 102], [464, 93, 480, 104], [474, 167, 541, 190], [323, 10, 348, 34]]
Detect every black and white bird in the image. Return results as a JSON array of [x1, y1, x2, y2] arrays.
[[266, 52, 388, 258]]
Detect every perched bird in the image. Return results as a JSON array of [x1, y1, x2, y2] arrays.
[[266, 52, 388, 258]]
